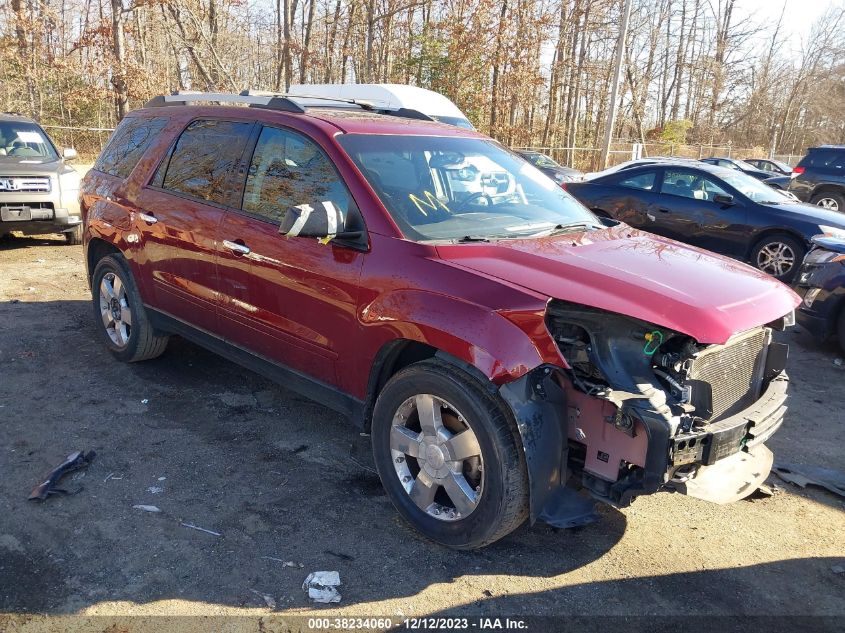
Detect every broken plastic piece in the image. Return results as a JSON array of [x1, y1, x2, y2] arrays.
[[28, 450, 96, 501], [303, 571, 342, 603], [772, 463, 845, 498], [133, 504, 161, 513]]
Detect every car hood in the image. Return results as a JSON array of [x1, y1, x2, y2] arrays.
[[436, 225, 800, 344], [0, 157, 75, 177], [763, 201, 845, 227]]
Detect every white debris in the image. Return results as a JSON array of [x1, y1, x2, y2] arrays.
[[132, 504, 161, 513], [303, 571, 342, 603], [157, 476, 166, 481], [146, 486, 163, 494], [249, 589, 277, 609], [834, 358, 843, 367], [141, 399, 149, 404], [180, 522, 221, 537]]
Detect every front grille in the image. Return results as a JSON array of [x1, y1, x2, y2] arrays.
[[688, 329, 768, 421], [0, 176, 51, 193]]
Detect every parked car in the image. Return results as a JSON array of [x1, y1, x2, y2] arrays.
[[794, 236, 845, 353], [0, 113, 82, 244], [788, 145, 845, 212], [762, 175, 800, 201], [745, 158, 793, 175], [700, 157, 772, 181], [566, 161, 845, 282], [515, 150, 583, 185], [288, 83, 474, 130], [583, 156, 701, 180], [81, 92, 799, 549]]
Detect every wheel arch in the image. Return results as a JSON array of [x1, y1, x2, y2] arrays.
[[810, 184, 845, 200], [86, 238, 121, 285]]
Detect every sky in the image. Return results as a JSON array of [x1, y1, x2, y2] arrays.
[[737, 0, 837, 53]]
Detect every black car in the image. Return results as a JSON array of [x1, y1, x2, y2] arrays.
[[700, 157, 773, 181], [794, 236, 845, 353], [516, 150, 583, 185], [566, 161, 845, 282], [788, 145, 845, 212], [745, 158, 793, 176]]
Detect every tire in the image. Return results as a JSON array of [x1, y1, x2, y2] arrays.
[[91, 254, 169, 362], [371, 359, 529, 549], [64, 225, 83, 245], [811, 191, 845, 213], [750, 234, 805, 282]]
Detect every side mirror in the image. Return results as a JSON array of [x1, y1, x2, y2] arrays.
[[279, 201, 363, 243], [63, 148, 78, 160], [713, 194, 735, 206]]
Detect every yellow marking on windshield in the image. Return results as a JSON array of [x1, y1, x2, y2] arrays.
[[408, 191, 450, 216]]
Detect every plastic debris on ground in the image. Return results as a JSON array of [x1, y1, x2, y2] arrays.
[[180, 522, 221, 537], [132, 504, 161, 513], [303, 571, 342, 603], [249, 589, 277, 609], [772, 463, 845, 498], [28, 450, 96, 501]]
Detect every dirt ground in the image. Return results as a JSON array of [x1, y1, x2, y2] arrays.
[[0, 233, 843, 631]]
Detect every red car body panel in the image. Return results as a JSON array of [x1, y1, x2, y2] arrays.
[[436, 225, 800, 345]]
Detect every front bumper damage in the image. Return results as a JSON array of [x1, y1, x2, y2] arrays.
[[499, 363, 789, 528]]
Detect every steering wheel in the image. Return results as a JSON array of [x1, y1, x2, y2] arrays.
[[452, 191, 493, 213]]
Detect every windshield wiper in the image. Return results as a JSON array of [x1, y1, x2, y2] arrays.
[[456, 235, 491, 243], [543, 222, 601, 236]]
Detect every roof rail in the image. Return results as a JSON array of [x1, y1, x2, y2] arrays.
[[142, 89, 436, 123], [143, 91, 305, 113]]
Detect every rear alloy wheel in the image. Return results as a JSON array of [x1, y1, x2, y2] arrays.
[[91, 254, 169, 362], [752, 235, 805, 282], [811, 191, 845, 212], [372, 360, 528, 549]]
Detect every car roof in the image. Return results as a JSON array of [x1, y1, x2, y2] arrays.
[[0, 113, 38, 124], [810, 145, 845, 150], [134, 97, 482, 138], [598, 160, 734, 178]]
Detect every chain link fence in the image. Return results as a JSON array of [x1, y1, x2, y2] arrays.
[[42, 126, 114, 163]]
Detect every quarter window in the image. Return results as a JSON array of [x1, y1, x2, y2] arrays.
[[156, 119, 252, 205], [94, 117, 168, 178], [617, 171, 656, 191], [242, 126, 353, 223]]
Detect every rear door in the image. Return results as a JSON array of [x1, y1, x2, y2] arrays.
[[216, 124, 366, 386], [134, 119, 254, 333], [657, 168, 749, 256]]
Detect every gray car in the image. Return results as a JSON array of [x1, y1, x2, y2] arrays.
[[0, 114, 82, 244]]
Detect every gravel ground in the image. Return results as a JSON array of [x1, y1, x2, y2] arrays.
[[0, 234, 843, 630]]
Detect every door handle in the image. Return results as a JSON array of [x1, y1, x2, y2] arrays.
[[223, 239, 250, 255], [138, 212, 158, 224]]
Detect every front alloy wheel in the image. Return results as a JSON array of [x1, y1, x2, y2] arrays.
[[372, 360, 528, 549], [815, 197, 840, 211], [390, 394, 483, 521], [756, 241, 796, 278]]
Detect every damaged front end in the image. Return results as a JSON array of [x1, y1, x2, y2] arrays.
[[502, 300, 790, 526]]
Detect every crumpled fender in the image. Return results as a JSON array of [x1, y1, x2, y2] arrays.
[[359, 289, 563, 385]]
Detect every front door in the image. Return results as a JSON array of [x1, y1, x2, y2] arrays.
[[135, 118, 254, 333], [216, 124, 365, 386]]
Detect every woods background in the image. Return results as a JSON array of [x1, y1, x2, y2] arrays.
[[1, 0, 844, 168]]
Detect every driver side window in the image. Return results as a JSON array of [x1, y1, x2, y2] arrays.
[[242, 126, 354, 224], [662, 170, 728, 201]]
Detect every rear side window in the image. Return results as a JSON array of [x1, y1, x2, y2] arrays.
[[155, 119, 252, 205], [800, 149, 845, 171], [94, 117, 168, 178]]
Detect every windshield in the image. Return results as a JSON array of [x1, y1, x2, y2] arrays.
[[523, 152, 560, 168], [718, 170, 787, 204], [338, 134, 599, 242], [0, 121, 59, 161]]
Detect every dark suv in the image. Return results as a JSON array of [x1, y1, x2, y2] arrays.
[[81, 92, 799, 549], [789, 146, 845, 212]]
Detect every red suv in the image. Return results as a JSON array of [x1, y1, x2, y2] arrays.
[[80, 92, 800, 549]]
